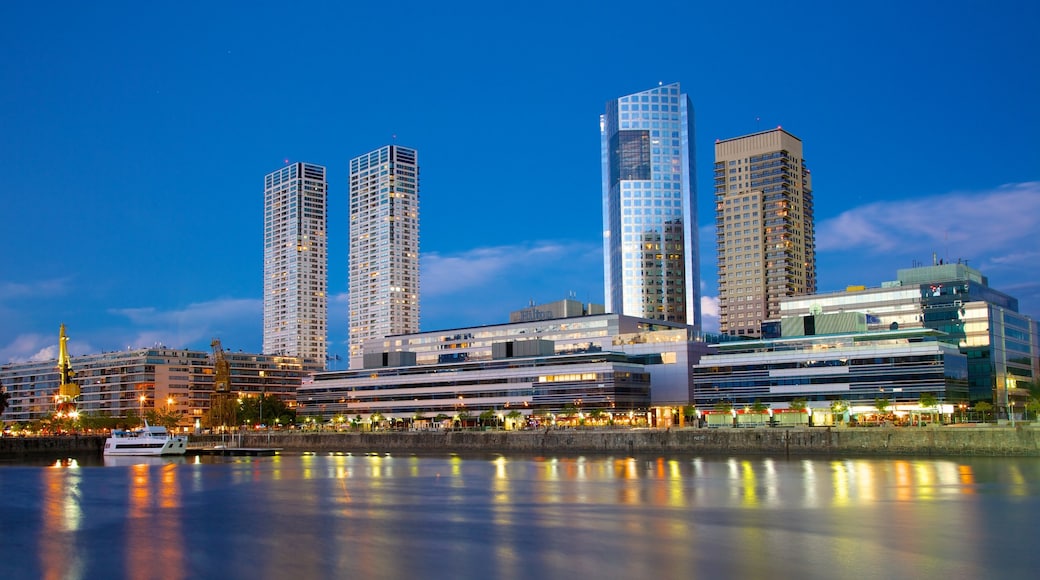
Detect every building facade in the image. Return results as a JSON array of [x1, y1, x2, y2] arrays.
[[692, 321, 969, 421], [263, 162, 328, 362], [780, 263, 1040, 409], [297, 304, 710, 426], [714, 128, 815, 337], [601, 83, 700, 329], [348, 145, 420, 368], [0, 348, 319, 427]]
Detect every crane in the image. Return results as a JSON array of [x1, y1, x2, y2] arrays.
[[55, 324, 79, 418], [209, 338, 236, 430]]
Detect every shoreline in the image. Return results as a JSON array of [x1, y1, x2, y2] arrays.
[[4, 425, 1040, 458]]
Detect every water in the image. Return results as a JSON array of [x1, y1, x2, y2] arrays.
[[1, 452, 1038, 580]]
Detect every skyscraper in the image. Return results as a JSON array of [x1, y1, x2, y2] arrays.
[[600, 83, 700, 329], [348, 145, 420, 368], [263, 162, 328, 362], [714, 128, 815, 336]]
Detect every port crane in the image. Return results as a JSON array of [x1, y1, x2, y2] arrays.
[[209, 338, 237, 430], [54, 324, 79, 418]]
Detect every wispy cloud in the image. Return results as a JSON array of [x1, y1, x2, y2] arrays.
[[0, 278, 71, 301], [700, 295, 720, 333], [818, 182, 1040, 255], [421, 241, 601, 297], [420, 240, 603, 329], [108, 298, 262, 349]]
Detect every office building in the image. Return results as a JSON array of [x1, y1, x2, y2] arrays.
[[714, 128, 815, 336], [263, 162, 328, 362], [298, 303, 711, 426], [601, 82, 700, 329], [348, 145, 420, 368], [692, 311, 969, 422], [779, 262, 1040, 409]]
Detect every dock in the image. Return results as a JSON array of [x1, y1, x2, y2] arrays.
[[194, 447, 281, 456]]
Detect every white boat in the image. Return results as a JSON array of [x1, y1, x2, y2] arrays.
[[103, 422, 188, 456]]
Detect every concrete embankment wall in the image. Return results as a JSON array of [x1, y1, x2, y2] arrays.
[[197, 426, 1040, 457], [4, 427, 1039, 458], [0, 436, 106, 457]]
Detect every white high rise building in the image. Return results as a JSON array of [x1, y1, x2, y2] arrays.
[[263, 162, 328, 363], [348, 145, 420, 368]]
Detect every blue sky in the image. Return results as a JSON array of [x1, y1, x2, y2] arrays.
[[2, 0, 1038, 363]]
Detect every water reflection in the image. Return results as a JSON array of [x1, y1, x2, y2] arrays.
[[7, 454, 1040, 579], [40, 463, 84, 580]]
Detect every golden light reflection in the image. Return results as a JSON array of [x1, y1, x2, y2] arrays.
[[125, 463, 185, 580], [741, 460, 758, 507], [958, 464, 975, 494], [40, 466, 84, 580], [831, 461, 850, 507], [1006, 464, 1027, 496]]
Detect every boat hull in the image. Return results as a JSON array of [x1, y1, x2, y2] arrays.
[[103, 435, 188, 456]]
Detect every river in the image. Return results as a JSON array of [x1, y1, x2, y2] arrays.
[[1, 452, 1038, 579]]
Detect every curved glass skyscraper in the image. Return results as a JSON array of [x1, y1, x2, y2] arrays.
[[601, 83, 700, 329]]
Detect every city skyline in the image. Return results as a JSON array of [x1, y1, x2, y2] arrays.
[[2, 1, 1038, 363]]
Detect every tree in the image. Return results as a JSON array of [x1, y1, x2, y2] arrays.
[[457, 410, 471, 429], [790, 398, 807, 412], [918, 393, 939, 426], [0, 387, 10, 418], [681, 405, 697, 424], [1025, 398, 1040, 421], [479, 409, 497, 429], [975, 401, 993, 422], [370, 413, 386, 429], [714, 400, 733, 413], [237, 394, 295, 427], [506, 409, 523, 430], [145, 408, 183, 430], [875, 398, 890, 424], [750, 400, 768, 414]]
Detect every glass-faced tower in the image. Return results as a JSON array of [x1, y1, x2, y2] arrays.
[[601, 83, 700, 329], [263, 162, 328, 362], [348, 145, 420, 368]]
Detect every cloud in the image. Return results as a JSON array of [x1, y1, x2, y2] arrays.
[[108, 297, 262, 350], [419, 240, 603, 329], [817, 182, 1040, 255], [700, 295, 720, 334], [0, 278, 71, 301], [421, 241, 601, 297]]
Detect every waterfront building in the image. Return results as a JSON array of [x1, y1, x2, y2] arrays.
[[779, 262, 1040, 410], [509, 298, 605, 323], [0, 348, 320, 428], [692, 313, 969, 423], [298, 302, 710, 427], [714, 128, 815, 337], [600, 82, 700, 329], [349, 145, 420, 369], [263, 162, 329, 363]]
